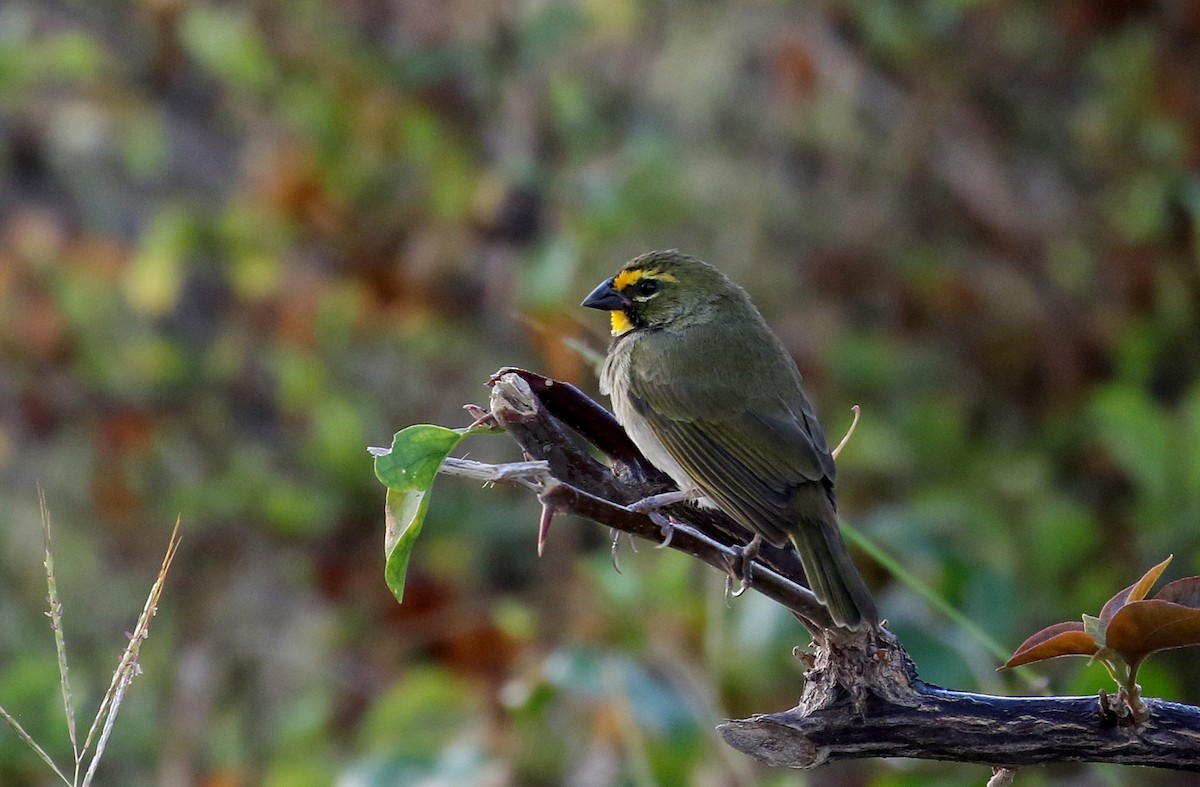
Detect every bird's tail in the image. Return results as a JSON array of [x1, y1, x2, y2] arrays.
[[790, 493, 878, 629]]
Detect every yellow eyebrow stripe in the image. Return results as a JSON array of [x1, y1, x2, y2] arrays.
[[613, 268, 677, 290]]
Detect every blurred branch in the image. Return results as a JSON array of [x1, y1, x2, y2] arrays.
[[455, 368, 1200, 776]]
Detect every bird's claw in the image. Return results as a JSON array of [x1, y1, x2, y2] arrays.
[[610, 530, 641, 574], [648, 511, 675, 549], [722, 534, 762, 598]]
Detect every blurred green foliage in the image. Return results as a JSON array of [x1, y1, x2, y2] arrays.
[[1, 0, 1199, 784]]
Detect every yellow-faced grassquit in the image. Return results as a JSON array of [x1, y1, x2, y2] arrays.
[[582, 250, 878, 629]]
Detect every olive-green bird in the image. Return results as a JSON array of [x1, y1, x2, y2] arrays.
[[582, 250, 878, 629]]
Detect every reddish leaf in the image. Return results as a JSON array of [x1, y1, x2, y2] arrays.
[[1155, 577, 1200, 609], [1001, 621, 1098, 670], [1099, 555, 1173, 625], [1106, 599, 1200, 664]]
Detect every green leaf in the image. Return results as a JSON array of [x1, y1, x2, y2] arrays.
[[1082, 613, 1106, 648], [381, 487, 428, 604], [374, 424, 466, 490], [373, 425, 473, 603]]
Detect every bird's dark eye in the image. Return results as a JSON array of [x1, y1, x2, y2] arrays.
[[635, 278, 661, 298]]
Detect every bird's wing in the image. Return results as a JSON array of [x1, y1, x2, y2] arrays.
[[624, 353, 834, 546]]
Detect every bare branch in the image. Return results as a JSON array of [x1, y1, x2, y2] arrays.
[[438, 457, 550, 491], [450, 368, 1200, 776], [483, 368, 817, 594], [719, 687, 1200, 771]]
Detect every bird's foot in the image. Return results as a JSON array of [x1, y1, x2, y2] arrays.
[[625, 489, 697, 550], [723, 534, 762, 598]]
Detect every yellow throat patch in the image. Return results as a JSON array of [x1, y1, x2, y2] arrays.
[[609, 310, 634, 336]]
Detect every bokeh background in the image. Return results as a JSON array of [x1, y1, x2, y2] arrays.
[[2, 1, 1199, 785]]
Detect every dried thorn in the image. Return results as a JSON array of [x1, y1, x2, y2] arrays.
[[987, 767, 1018, 787], [537, 503, 555, 557], [463, 403, 496, 429], [791, 645, 816, 669]]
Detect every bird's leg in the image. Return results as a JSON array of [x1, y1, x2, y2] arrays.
[[625, 488, 700, 550], [723, 534, 762, 598]]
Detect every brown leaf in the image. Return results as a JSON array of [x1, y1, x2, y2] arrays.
[[1001, 621, 1098, 670], [1106, 599, 1200, 665], [1099, 555, 1173, 625], [1155, 577, 1200, 609]]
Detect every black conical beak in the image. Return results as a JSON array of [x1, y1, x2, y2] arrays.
[[581, 278, 628, 310]]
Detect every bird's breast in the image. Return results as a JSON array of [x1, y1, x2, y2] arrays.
[[603, 340, 711, 502]]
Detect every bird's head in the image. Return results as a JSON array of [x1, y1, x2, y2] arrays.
[[581, 250, 737, 336]]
